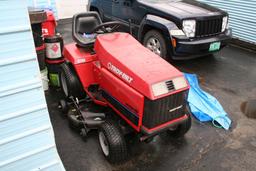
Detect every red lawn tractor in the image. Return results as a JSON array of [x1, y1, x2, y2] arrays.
[[59, 12, 191, 163]]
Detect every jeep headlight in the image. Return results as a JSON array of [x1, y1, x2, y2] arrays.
[[182, 20, 196, 38], [222, 16, 228, 32]]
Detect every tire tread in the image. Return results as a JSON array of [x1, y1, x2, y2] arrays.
[[143, 29, 168, 59], [99, 120, 128, 163], [60, 62, 85, 99]]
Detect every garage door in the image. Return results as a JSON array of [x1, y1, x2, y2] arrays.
[[199, 0, 256, 44], [56, 0, 88, 19]]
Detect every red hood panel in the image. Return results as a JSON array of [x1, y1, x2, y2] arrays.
[[95, 33, 185, 100]]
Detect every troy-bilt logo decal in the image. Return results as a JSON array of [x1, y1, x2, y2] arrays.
[[108, 62, 133, 83], [169, 105, 183, 113]]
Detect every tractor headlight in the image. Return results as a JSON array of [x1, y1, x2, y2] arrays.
[[152, 82, 169, 97], [172, 76, 187, 90], [151, 76, 188, 97], [222, 16, 228, 32], [182, 20, 196, 38]]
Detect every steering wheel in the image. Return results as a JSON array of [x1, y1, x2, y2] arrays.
[[91, 21, 126, 34]]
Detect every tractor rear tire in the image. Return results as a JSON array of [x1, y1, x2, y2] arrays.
[[59, 62, 85, 99], [166, 113, 192, 138], [98, 120, 128, 163]]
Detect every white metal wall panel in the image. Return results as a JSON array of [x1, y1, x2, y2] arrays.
[[27, 0, 58, 19], [55, 0, 88, 19], [0, 1, 65, 171], [198, 0, 256, 44]]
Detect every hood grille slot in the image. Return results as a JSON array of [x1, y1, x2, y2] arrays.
[[143, 90, 188, 129], [166, 80, 175, 91]]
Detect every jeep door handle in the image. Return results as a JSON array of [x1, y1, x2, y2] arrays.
[[113, 0, 119, 4]]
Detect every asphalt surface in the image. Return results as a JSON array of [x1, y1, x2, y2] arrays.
[[46, 20, 256, 171]]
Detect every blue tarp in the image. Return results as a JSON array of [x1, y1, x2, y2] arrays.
[[184, 73, 231, 130]]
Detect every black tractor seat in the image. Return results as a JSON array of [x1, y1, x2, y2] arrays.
[[72, 12, 102, 48]]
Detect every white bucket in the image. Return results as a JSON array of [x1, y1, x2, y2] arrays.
[[41, 68, 49, 91]]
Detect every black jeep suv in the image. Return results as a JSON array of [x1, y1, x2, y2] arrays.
[[88, 0, 232, 60]]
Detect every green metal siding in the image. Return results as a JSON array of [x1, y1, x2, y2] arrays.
[[0, 0, 64, 170], [198, 0, 256, 44]]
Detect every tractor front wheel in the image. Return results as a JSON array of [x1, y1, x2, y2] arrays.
[[98, 120, 128, 163], [166, 114, 192, 138]]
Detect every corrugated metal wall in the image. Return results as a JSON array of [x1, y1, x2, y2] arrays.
[[0, 1, 65, 171], [27, 0, 58, 19], [198, 0, 256, 44]]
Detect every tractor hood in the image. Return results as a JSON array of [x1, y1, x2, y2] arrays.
[[139, 0, 226, 19], [95, 33, 189, 100]]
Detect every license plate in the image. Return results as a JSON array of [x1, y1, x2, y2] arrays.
[[209, 42, 221, 52]]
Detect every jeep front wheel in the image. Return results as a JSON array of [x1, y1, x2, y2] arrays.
[[143, 30, 167, 59]]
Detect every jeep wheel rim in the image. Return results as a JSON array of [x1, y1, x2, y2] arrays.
[[146, 37, 161, 56], [99, 132, 109, 156]]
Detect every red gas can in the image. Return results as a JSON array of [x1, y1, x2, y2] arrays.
[[42, 10, 56, 37]]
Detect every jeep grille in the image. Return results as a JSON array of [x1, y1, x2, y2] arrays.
[[196, 17, 222, 37]]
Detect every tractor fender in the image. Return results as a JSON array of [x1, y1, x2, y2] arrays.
[[138, 14, 179, 42]]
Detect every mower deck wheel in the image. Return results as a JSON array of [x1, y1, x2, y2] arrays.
[[59, 99, 69, 114], [98, 120, 128, 163]]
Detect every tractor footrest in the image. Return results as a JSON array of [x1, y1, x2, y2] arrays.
[[81, 111, 105, 119], [81, 111, 105, 128], [84, 119, 104, 128]]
